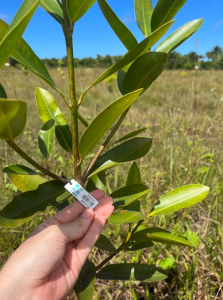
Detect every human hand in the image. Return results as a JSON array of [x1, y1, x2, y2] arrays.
[[0, 190, 113, 300]]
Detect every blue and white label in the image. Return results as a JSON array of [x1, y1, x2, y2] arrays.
[[64, 179, 99, 209]]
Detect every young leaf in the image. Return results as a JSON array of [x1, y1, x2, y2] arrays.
[[134, 228, 193, 246], [126, 162, 141, 186], [96, 263, 167, 282], [98, 0, 138, 51], [110, 127, 148, 146], [89, 137, 152, 177], [123, 52, 168, 95], [67, 0, 97, 23], [74, 260, 96, 300], [0, 99, 27, 141], [0, 181, 70, 228], [40, 0, 64, 25], [3, 164, 39, 175], [109, 210, 147, 225], [135, 0, 153, 37], [0, 82, 7, 98], [79, 89, 143, 158], [0, 20, 62, 97], [111, 184, 149, 209], [38, 119, 55, 160], [151, 0, 187, 32], [156, 19, 203, 53], [0, 0, 40, 68], [149, 184, 210, 216], [36, 88, 73, 155], [82, 20, 174, 96], [95, 234, 117, 253]]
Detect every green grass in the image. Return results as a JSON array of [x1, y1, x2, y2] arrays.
[[0, 67, 223, 299]]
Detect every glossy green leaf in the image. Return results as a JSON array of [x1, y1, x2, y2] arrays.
[[97, 263, 167, 282], [0, 20, 62, 96], [95, 234, 117, 252], [98, 0, 138, 51], [40, 0, 64, 25], [36, 88, 72, 154], [82, 20, 174, 96], [111, 127, 148, 146], [134, 228, 193, 246], [149, 184, 210, 216], [0, 99, 26, 141], [3, 164, 38, 175], [67, 0, 97, 23], [0, 0, 40, 68], [127, 161, 141, 186], [156, 19, 203, 53], [109, 210, 147, 225], [86, 171, 106, 193], [111, 184, 149, 209], [38, 119, 55, 160], [135, 0, 153, 37], [151, 0, 187, 32], [89, 137, 152, 177], [0, 181, 70, 228], [123, 52, 168, 95], [125, 235, 155, 251], [74, 260, 96, 300], [79, 89, 143, 158], [0, 82, 7, 98]]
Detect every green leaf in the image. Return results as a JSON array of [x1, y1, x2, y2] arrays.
[[149, 184, 210, 216], [151, 0, 187, 32], [98, 0, 138, 51], [134, 228, 193, 246], [111, 184, 149, 209], [38, 119, 55, 160], [0, 20, 62, 97], [0, 82, 7, 98], [36, 88, 73, 155], [125, 235, 154, 251], [135, 0, 153, 37], [67, 0, 97, 23], [40, 0, 64, 25], [89, 137, 152, 177], [110, 127, 148, 146], [117, 65, 129, 95], [82, 20, 174, 96], [0, 0, 40, 68], [79, 89, 143, 158], [186, 230, 199, 248], [159, 258, 176, 270], [156, 19, 203, 53], [126, 161, 141, 186], [109, 210, 147, 225], [0, 181, 70, 228], [123, 52, 167, 95], [86, 171, 107, 193], [0, 99, 27, 141], [95, 234, 117, 252], [96, 263, 167, 282], [3, 164, 38, 175], [74, 260, 96, 300]]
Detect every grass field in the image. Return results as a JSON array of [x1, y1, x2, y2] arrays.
[[0, 67, 223, 299]]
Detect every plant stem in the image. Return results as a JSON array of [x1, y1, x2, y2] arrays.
[[82, 108, 130, 183], [62, 0, 81, 184], [6, 141, 68, 184]]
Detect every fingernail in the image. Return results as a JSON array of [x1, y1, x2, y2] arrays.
[[81, 208, 92, 218]]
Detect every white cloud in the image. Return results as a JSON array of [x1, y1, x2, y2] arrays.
[[213, 20, 223, 30]]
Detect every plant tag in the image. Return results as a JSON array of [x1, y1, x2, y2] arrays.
[[64, 179, 99, 209]]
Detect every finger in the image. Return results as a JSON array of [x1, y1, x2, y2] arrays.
[[53, 189, 105, 224], [65, 200, 114, 275], [58, 207, 95, 243]]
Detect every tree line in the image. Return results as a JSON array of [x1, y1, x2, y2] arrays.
[[8, 46, 223, 70]]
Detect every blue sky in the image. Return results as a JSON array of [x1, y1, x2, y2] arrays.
[[0, 0, 223, 59]]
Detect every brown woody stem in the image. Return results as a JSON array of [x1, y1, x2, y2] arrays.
[[6, 141, 68, 184]]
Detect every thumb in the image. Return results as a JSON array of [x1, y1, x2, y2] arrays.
[[58, 208, 95, 243]]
